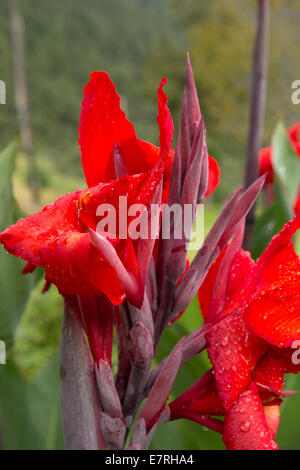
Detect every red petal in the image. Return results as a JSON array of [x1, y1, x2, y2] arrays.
[[288, 122, 300, 158], [205, 155, 220, 197], [79, 72, 137, 186], [198, 248, 226, 320], [254, 352, 286, 396], [206, 312, 266, 410], [22, 261, 36, 274], [294, 189, 300, 215], [264, 405, 280, 440], [223, 382, 278, 450], [198, 248, 254, 320], [78, 294, 114, 365], [227, 250, 255, 302], [169, 370, 224, 418], [79, 72, 173, 187], [254, 349, 300, 396], [259, 146, 273, 185], [89, 230, 141, 307], [0, 191, 82, 266], [78, 173, 148, 231], [245, 214, 300, 348], [40, 231, 127, 304], [156, 78, 174, 163]]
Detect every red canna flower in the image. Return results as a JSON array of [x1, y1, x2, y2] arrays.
[[170, 214, 300, 449], [259, 123, 300, 213], [79, 72, 219, 200], [0, 72, 220, 310]]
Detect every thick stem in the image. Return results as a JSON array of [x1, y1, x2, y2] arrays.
[[60, 298, 105, 450], [243, 0, 270, 251]]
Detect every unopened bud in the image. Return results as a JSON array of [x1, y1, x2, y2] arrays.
[[128, 322, 154, 369], [100, 412, 126, 450]]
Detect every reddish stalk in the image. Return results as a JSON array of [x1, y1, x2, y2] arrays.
[[243, 0, 270, 251]]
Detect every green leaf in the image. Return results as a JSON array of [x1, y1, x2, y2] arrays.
[[272, 121, 300, 207], [252, 185, 291, 259], [0, 142, 40, 352], [252, 121, 299, 258], [276, 374, 300, 450], [150, 418, 224, 450], [26, 352, 64, 449], [0, 353, 64, 449], [0, 141, 19, 229]]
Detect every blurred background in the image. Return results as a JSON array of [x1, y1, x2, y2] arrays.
[[0, 0, 299, 449]]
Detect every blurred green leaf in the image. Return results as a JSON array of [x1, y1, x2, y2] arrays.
[[276, 374, 300, 450], [0, 353, 63, 449], [272, 121, 300, 207], [150, 418, 224, 450], [0, 141, 19, 229], [0, 142, 40, 353], [252, 185, 291, 259], [253, 121, 299, 258]]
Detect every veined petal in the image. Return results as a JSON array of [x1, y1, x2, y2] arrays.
[[223, 382, 278, 450], [206, 312, 266, 410], [0, 191, 82, 266]]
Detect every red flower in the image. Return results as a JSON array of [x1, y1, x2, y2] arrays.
[[0, 72, 220, 308], [258, 146, 273, 185], [259, 123, 300, 213], [171, 215, 300, 449], [79, 72, 219, 200], [289, 122, 300, 157], [0, 74, 175, 307]]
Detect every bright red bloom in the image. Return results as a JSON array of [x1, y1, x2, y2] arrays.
[[0, 74, 175, 307], [191, 214, 300, 449], [79, 72, 220, 199], [259, 123, 300, 213], [0, 72, 220, 309]]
